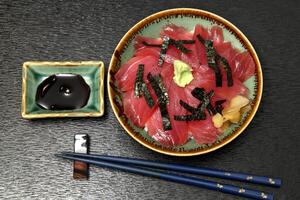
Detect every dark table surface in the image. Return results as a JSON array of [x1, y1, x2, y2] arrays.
[[0, 0, 299, 199]]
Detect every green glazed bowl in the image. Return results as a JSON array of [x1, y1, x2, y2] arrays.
[[108, 8, 263, 156]]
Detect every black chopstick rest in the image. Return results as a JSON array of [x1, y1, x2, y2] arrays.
[[73, 134, 89, 179]]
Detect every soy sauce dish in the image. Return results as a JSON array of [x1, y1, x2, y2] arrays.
[[108, 8, 262, 156], [22, 61, 104, 119]]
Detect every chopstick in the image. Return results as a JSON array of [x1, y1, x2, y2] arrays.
[[56, 153, 274, 200], [61, 152, 282, 187]]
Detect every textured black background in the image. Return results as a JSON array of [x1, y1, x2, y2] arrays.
[[0, 0, 299, 199]]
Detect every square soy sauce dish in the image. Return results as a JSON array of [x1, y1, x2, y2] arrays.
[[22, 61, 104, 119]]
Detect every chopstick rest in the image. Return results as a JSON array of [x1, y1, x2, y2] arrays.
[[73, 134, 89, 179]]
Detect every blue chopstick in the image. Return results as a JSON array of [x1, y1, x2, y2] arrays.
[[56, 153, 273, 200], [62, 152, 281, 187]]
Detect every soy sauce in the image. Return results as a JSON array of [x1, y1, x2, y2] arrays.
[[36, 74, 90, 110]]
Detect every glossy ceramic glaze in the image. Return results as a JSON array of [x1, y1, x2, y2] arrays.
[[22, 61, 105, 119], [108, 9, 263, 156]]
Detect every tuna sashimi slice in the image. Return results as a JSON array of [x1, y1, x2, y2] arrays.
[[134, 35, 162, 50], [214, 78, 249, 101], [194, 25, 255, 82], [123, 90, 157, 127], [209, 26, 224, 47], [115, 55, 161, 92], [231, 52, 255, 82], [145, 73, 189, 147], [134, 47, 160, 58], [145, 109, 175, 147], [193, 25, 208, 65], [189, 114, 220, 144], [160, 24, 193, 40]]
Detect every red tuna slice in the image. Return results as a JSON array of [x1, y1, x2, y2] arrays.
[[115, 55, 161, 92], [145, 109, 175, 147], [135, 44, 179, 66], [189, 114, 220, 144], [115, 56, 142, 82], [145, 75, 189, 147], [214, 42, 235, 59], [209, 26, 224, 47], [185, 69, 215, 96], [180, 42, 200, 70], [230, 52, 255, 82], [214, 77, 249, 101], [163, 45, 181, 65], [193, 25, 208, 65], [194, 25, 210, 41], [123, 90, 157, 127], [134, 47, 160, 58], [212, 35, 255, 82], [160, 24, 193, 40], [134, 35, 162, 50], [242, 54, 255, 81]]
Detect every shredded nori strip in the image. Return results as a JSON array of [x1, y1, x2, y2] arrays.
[[215, 99, 226, 114], [142, 41, 162, 48], [191, 88, 215, 115], [155, 75, 169, 103], [191, 87, 205, 100], [169, 39, 192, 54], [133, 64, 155, 108], [147, 73, 172, 130], [177, 40, 195, 44], [204, 39, 222, 87], [158, 36, 170, 67], [196, 34, 234, 87], [134, 64, 144, 97], [141, 83, 155, 108], [174, 113, 206, 121], [217, 55, 233, 87], [179, 100, 198, 114], [175, 88, 216, 121], [198, 90, 214, 112], [206, 104, 216, 116], [156, 37, 195, 67]]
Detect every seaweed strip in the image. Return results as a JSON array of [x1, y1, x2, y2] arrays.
[[177, 40, 195, 44], [197, 34, 234, 87], [196, 34, 205, 44], [215, 99, 226, 114], [175, 88, 215, 121], [196, 35, 222, 87], [179, 100, 198, 114], [191, 87, 205, 100], [205, 40, 222, 87], [191, 87, 215, 115], [206, 104, 216, 116], [169, 39, 192, 54], [142, 41, 162, 48], [133, 64, 155, 108], [198, 90, 214, 112], [174, 113, 206, 121], [141, 83, 154, 108], [134, 64, 144, 97], [147, 73, 172, 130], [158, 36, 170, 67], [217, 55, 233, 87], [155, 75, 169, 103]]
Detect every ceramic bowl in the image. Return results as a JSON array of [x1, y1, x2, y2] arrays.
[[22, 61, 104, 119], [108, 8, 262, 156]]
